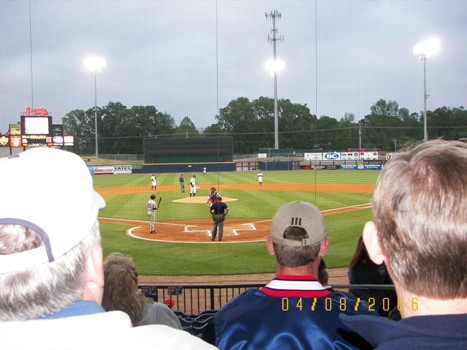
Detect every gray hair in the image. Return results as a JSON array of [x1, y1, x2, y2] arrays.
[[273, 226, 321, 267], [0, 221, 101, 321]]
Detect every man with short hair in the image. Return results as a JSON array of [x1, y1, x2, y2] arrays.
[[341, 140, 467, 349], [215, 201, 375, 349], [210, 197, 229, 242], [0, 147, 216, 350]]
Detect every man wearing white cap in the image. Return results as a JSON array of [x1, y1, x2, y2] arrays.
[[215, 201, 376, 350], [0, 148, 216, 350]]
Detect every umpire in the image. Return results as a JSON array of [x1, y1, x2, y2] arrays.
[[210, 197, 229, 241]]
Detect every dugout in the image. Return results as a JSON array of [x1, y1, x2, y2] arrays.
[[144, 136, 233, 164]]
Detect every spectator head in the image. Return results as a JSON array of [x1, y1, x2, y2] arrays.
[[267, 201, 328, 268], [164, 298, 176, 309], [102, 252, 147, 326], [318, 267, 329, 285], [363, 140, 467, 299], [349, 235, 371, 270], [0, 147, 106, 321]]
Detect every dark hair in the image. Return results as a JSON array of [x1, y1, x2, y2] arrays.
[[348, 236, 369, 270]]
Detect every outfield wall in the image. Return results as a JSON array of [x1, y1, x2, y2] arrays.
[[87, 161, 383, 174], [134, 162, 236, 174]]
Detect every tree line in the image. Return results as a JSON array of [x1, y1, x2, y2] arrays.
[[62, 98, 467, 155]]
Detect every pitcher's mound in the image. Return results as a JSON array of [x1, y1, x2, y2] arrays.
[[173, 196, 238, 204]]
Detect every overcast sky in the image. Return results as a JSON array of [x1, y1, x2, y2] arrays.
[[1, 0, 466, 133]]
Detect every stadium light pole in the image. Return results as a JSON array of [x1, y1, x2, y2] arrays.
[[266, 10, 284, 150], [413, 38, 440, 142], [265, 59, 285, 150], [84, 56, 106, 158]]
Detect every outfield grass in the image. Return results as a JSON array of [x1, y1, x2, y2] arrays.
[[96, 170, 379, 275]]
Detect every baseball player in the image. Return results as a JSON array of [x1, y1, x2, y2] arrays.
[[189, 175, 197, 197], [179, 173, 185, 193], [257, 171, 263, 186], [151, 174, 157, 191], [206, 187, 220, 207], [147, 193, 157, 234], [207, 187, 220, 220]]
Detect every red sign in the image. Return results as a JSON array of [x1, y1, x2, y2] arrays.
[[24, 107, 49, 116]]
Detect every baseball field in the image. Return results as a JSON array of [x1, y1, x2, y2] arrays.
[[94, 169, 379, 277]]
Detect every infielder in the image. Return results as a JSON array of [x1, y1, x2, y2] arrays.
[[147, 194, 157, 234], [189, 175, 197, 197], [179, 173, 185, 193], [257, 171, 263, 186], [151, 174, 157, 191]]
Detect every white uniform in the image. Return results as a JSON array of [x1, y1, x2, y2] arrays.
[[257, 172, 263, 185], [151, 175, 156, 189], [147, 198, 157, 233], [189, 176, 197, 196]]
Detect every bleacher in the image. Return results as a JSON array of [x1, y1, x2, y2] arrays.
[[174, 310, 217, 345]]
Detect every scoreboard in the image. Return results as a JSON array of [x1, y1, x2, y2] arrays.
[[0, 108, 73, 149], [21, 115, 53, 147]]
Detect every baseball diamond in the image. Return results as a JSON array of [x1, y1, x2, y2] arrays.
[[98, 182, 373, 244]]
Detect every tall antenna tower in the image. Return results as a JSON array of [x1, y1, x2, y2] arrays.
[[265, 10, 284, 150]]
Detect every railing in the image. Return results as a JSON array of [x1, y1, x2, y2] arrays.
[[139, 283, 395, 315]]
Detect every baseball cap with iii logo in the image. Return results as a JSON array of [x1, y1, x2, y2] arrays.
[[270, 201, 326, 247], [0, 147, 106, 274]]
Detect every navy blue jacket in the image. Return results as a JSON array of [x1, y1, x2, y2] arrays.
[[340, 312, 467, 349], [215, 275, 376, 350]]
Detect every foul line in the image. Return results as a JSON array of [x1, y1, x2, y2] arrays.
[[100, 202, 372, 244]]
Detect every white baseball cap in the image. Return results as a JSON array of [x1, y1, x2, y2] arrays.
[[0, 147, 106, 273], [270, 201, 326, 246]]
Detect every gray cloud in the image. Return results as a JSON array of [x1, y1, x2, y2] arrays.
[[1, 0, 466, 133]]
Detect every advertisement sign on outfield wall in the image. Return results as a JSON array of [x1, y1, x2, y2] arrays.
[[339, 164, 382, 170], [340, 164, 358, 170], [323, 152, 341, 160], [340, 152, 360, 160], [87, 165, 133, 175], [304, 153, 322, 161], [113, 165, 132, 174], [360, 152, 379, 160]]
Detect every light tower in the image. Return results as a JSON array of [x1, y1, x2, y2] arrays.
[[265, 10, 284, 150], [84, 56, 106, 158], [413, 38, 440, 142]]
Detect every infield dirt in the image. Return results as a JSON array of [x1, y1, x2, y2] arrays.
[[97, 183, 373, 243]]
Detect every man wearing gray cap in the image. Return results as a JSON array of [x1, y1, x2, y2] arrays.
[[215, 201, 376, 350], [0, 147, 216, 350]]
